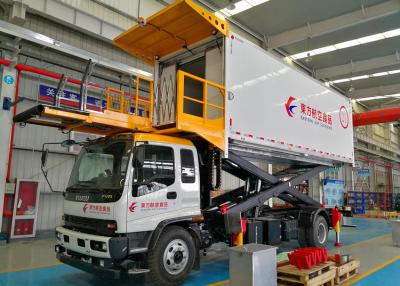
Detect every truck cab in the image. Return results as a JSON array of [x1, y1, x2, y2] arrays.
[[56, 133, 205, 284]]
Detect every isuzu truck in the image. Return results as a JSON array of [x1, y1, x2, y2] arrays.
[[14, 0, 354, 285]]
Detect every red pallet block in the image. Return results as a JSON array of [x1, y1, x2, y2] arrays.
[[287, 247, 328, 269]]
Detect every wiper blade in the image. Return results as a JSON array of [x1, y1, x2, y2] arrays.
[[73, 182, 95, 187]]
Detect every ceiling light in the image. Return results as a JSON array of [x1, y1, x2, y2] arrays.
[[357, 34, 384, 44], [351, 75, 368, 81], [219, 0, 271, 16], [312, 45, 336, 55], [288, 27, 400, 60], [356, 94, 400, 102], [330, 68, 400, 84], [290, 51, 313, 60], [331, 78, 350, 84], [383, 28, 400, 38], [247, 0, 270, 5], [34, 34, 55, 45], [334, 40, 359, 49], [371, 72, 388, 77], [221, 1, 251, 15]]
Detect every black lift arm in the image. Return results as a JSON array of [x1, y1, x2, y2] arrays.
[[220, 152, 328, 233]]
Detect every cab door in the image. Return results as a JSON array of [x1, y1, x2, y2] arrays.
[[126, 141, 183, 233]]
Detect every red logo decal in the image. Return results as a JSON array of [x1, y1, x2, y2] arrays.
[[339, 105, 349, 129], [129, 202, 137, 213], [83, 204, 88, 213], [285, 97, 297, 117]]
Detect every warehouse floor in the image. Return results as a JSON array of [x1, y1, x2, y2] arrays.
[[0, 218, 399, 286]]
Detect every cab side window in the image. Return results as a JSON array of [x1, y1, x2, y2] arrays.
[[180, 149, 195, 183], [133, 145, 175, 197]]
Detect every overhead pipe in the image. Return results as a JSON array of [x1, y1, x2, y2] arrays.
[[0, 57, 103, 89], [353, 107, 400, 127], [0, 57, 103, 185]]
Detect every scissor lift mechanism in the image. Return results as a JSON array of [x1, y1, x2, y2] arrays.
[[208, 151, 329, 233]]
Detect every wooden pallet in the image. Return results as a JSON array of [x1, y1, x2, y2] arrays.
[[277, 261, 336, 286], [365, 210, 399, 219], [334, 259, 360, 285], [386, 212, 399, 220]]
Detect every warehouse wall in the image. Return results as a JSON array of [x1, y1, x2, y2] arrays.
[[19, 13, 151, 74], [7, 48, 140, 231], [12, 0, 170, 41], [93, 0, 168, 20], [353, 101, 400, 150]]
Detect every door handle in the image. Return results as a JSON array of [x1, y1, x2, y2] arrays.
[[167, 191, 177, 200]]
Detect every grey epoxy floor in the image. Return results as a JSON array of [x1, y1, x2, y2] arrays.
[[1, 217, 399, 286]]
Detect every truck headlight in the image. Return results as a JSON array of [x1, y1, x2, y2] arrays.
[[90, 240, 107, 252], [56, 232, 62, 241]]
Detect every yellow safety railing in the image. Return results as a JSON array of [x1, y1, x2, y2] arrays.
[[105, 77, 154, 120], [176, 70, 225, 150]]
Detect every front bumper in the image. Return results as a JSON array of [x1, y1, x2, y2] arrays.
[[56, 226, 128, 259], [56, 252, 122, 279]]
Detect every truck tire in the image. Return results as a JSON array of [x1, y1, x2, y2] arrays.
[[306, 216, 328, 247], [148, 226, 195, 286]]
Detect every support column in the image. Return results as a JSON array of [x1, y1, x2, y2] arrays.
[[267, 164, 273, 207], [0, 51, 18, 231]]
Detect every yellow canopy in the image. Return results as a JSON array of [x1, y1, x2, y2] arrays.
[[113, 0, 227, 64]]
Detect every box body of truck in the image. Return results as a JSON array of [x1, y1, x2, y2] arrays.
[[225, 33, 353, 165]]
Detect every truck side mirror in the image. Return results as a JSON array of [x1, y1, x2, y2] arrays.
[[41, 149, 49, 167]]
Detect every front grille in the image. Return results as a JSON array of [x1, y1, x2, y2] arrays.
[[64, 215, 117, 236]]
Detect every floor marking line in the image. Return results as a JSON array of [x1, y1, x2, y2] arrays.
[[0, 262, 62, 274], [331, 233, 391, 250], [208, 279, 230, 286], [343, 255, 400, 286]]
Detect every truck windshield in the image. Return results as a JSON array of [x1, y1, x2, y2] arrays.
[[67, 139, 132, 195]]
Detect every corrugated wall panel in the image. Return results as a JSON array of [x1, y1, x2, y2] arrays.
[[36, 193, 64, 231], [10, 150, 75, 193], [98, 0, 165, 19], [10, 148, 74, 230], [221, 171, 243, 190], [21, 14, 152, 74]]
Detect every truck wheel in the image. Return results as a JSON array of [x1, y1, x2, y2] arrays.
[[306, 216, 328, 247], [148, 226, 195, 286]]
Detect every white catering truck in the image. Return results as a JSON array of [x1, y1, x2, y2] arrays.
[[14, 1, 353, 285]]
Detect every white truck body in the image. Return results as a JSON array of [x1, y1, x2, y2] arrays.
[[225, 33, 354, 165], [13, 2, 353, 284]]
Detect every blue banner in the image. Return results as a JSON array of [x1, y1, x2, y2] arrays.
[[39, 84, 149, 116], [39, 84, 106, 111], [357, 168, 370, 177], [323, 179, 344, 207]]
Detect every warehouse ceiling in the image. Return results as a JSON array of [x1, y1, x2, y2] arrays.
[[203, 0, 400, 111]]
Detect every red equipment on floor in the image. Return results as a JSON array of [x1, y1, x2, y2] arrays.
[[332, 207, 342, 247], [288, 248, 328, 269]]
